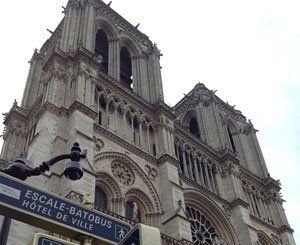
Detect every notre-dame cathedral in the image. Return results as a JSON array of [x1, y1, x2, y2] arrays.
[[0, 0, 295, 244]]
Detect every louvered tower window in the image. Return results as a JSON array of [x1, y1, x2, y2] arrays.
[[95, 30, 109, 74], [120, 47, 133, 88], [94, 186, 107, 209]]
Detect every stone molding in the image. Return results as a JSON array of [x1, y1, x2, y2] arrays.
[[180, 178, 230, 207], [94, 152, 162, 213]]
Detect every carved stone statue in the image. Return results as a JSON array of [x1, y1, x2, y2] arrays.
[[132, 201, 139, 222]]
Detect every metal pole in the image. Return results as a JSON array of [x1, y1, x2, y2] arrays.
[[0, 216, 11, 245]]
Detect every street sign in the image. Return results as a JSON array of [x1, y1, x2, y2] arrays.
[[33, 233, 77, 245], [118, 224, 161, 245], [0, 173, 131, 244], [118, 226, 140, 245]]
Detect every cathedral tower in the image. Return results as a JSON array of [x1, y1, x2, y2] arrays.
[[0, 0, 295, 244]]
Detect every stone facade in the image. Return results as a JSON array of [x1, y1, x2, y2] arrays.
[[0, 0, 295, 244]]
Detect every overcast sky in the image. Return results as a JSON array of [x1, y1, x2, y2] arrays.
[[0, 0, 299, 242]]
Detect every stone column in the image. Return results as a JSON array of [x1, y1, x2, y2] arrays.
[[159, 159, 192, 242], [192, 154, 200, 183], [147, 125, 151, 153], [181, 149, 189, 178], [108, 39, 120, 80], [198, 157, 205, 186], [139, 122, 144, 149], [203, 159, 211, 190], [81, 3, 96, 52]]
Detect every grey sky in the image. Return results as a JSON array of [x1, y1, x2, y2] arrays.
[[0, 0, 299, 242]]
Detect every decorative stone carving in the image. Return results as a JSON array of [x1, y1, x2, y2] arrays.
[[111, 161, 135, 186], [94, 136, 104, 153], [217, 161, 238, 178], [144, 164, 158, 181], [222, 205, 231, 218], [66, 191, 84, 204], [82, 193, 94, 209], [132, 202, 139, 222]]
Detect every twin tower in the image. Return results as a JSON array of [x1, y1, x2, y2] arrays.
[[22, 0, 164, 110]]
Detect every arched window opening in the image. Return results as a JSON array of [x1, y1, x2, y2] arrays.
[[99, 97, 107, 125], [125, 201, 141, 222], [189, 117, 200, 138], [94, 186, 108, 209], [120, 47, 133, 88], [186, 206, 222, 245], [227, 126, 236, 153], [95, 30, 109, 74]]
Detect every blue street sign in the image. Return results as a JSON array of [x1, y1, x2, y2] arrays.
[[0, 173, 131, 244], [118, 225, 140, 245], [37, 237, 65, 245], [33, 233, 76, 245]]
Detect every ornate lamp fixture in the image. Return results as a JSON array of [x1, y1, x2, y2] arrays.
[[0, 142, 86, 181]]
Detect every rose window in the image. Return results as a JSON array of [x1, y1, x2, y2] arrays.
[[186, 206, 220, 245], [111, 162, 135, 186]]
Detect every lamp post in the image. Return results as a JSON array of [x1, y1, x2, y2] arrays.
[[0, 142, 86, 244]]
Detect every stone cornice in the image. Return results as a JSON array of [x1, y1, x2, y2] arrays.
[[218, 148, 240, 164], [250, 214, 279, 232], [278, 224, 294, 234], [153, 101, 175, 119], [157, 154, 178, 167], [230, 198, 249, 209], [162, 213, 190, 226], [93, 123, 157, 165], [95, 1, 153, 48], [68, 101, 98, 120]]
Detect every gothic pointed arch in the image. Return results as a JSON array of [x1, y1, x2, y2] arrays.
[[95, 172, 122, 211], [95, 29, 109, 73], [119, 36, 140, 57], [125, 188, 154, 214], [182, 110, 201, 139], [125, 188, 154, 223], [95, 18, 118, 40], [256, 231, 276, 245], [184, 189, 239, 244], [224, 117, 239, 153], [94, 152, 162, 213]]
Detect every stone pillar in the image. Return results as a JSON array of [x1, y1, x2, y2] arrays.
[[60, 1, 84, 52], [108, 39, 120, 80], [181, 149, 189, 178], [159, 158, 192, 242], [81, 3, 96, 52], [147, 46, 164, 103], [198, 157, 205, 186]]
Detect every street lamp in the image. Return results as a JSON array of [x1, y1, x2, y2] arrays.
[[0, 142, 86, 244], [1, 142, 86, 181]]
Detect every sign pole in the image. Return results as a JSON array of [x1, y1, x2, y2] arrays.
[[0, 216, 11, 244]]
